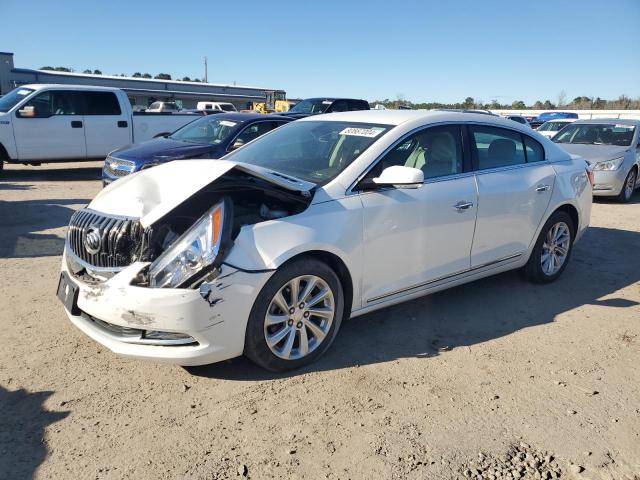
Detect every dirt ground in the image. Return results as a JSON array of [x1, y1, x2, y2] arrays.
[[1, 161, 639, 480]]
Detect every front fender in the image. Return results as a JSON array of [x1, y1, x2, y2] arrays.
[[223, 196, 364, 304]]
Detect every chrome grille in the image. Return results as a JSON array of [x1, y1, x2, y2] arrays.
[[104, 156, 135, 178], [66, 209, 144, 270]]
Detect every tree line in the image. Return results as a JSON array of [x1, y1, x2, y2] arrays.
[[40, 66, 204, 82], [373, 94, 640, 111]]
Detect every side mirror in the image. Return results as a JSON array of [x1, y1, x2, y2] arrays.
[[17, 106, 35, 118], [360, 165, 424, 190], [229, 139, 245, 151]]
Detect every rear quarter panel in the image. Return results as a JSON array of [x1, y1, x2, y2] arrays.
[[549, 158, 592, 242]]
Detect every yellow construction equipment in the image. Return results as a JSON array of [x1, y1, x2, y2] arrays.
[[252, 90, 289, 114]]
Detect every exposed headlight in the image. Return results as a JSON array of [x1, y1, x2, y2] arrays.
[[593, 156, 624, 171], [149, 199, 229, 288]]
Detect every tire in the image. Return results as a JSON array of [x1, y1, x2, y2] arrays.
[[523, 210, 575, 283], [617, 167, 637, 203], [244, 257, 345, 372]]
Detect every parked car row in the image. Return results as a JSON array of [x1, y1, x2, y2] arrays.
[[58, 110, 595, 371]]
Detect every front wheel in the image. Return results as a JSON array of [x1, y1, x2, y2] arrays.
[[244, 257, 345, 371], [523, 211, 575, 283], [617, 167, 637, 203]]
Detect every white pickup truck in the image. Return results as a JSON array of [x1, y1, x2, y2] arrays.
[[0, 84, 202, 173]]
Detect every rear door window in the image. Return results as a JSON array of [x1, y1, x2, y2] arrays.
[[471, 126, 526, 170], [523, 136, 545, 162], [84, 92, 121, 115]]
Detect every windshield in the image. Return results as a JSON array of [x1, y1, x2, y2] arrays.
[[169, 116, 241, 144], [226, 120, 392, 184], [288, 99, 332, 114], [539, 121, 570, 132], [220, 104, 236, 112], [553, 123, 636, 146], [0, 87, 34, 113]]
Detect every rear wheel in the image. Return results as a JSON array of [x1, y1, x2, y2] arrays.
[[523, 211, 575, 283], [617, 167, 637, 203], [244, 257, 344, 371]]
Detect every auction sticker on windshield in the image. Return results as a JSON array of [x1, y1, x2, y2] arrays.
[[339, 127, 385, 138], [219, 121, 237, 127]]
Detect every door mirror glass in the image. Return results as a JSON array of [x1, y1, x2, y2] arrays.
[[230, 139, 245, 151], [372, 165, 424, 188], [17, 106, 36, 118]]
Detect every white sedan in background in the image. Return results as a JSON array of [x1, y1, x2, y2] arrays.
[[536, 118, 576, 138], [58, 110, 592, 371]]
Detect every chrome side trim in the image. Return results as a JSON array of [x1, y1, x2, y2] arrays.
[[366, 252, 523, 304]]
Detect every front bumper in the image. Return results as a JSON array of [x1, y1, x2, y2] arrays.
[[60, 251, 273, 366], [592, 168, 628, 196]]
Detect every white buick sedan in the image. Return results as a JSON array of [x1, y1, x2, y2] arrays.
[[58, 110, 592, 371]]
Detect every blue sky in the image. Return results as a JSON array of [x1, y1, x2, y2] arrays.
[[1, 0, 639, 104]]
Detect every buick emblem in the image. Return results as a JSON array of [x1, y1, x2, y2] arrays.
[[84, 226, 102, 255]]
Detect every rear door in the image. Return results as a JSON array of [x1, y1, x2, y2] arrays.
[[469, 125, 555, 267], [12, 90, 86, 160], [82, 91, 131, 158]]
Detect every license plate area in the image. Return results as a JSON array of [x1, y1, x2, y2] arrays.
[[57, 271, 80, 315]]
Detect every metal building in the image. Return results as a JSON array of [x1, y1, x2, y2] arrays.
[[0, 52, 283, 110]]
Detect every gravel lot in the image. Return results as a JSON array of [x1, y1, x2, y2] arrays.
[[1, 161, 639, 480]]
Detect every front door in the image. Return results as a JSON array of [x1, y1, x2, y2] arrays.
[[13, 90, 86, 160], [358, 124, 478, 305]]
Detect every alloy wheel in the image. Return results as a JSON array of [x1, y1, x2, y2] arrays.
[[541, 221, 571, 276], [264, 275, 335, 360], [624, 170, 636, 201]]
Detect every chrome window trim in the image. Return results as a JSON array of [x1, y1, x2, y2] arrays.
[[346, 120, 556, 196]]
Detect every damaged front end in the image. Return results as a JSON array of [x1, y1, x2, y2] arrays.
[[65, 163, 314, 290]]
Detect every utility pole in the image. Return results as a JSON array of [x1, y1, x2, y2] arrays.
[[204, 56, 208, 83]]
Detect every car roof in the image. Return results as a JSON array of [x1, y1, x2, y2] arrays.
[[571, 118, 640, 126], [297, 109, 535, 128], [18, 83, 122, 92], [544, 118, 575, 121], [197, 112, 292, 122], [303, 97, 367, 102]]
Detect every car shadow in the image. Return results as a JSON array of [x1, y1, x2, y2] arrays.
[[188, 225, 640, 381], [0, 198, 90, 259], [0, 386, 68, 479], [1, 166, 102, 183]]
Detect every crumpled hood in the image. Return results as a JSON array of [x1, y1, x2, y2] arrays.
[[557, 144, 630, 165], [113, 138, 218, 162], [88, 159, 316, 227]]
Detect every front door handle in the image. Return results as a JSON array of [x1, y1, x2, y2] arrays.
[[535, 184, 550, 192], [117, 120, 128, 128], [454, 201, 474, 212], [71, 120, 83, 128]]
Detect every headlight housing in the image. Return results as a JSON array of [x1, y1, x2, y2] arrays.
[[593, 156, 624, 171], [148, 199, 230, 288]]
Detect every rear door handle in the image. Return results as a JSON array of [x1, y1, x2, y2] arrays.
[[454, 201, 474, 212], [535, 184, 550, 192], [71, 120, 83, 128], [117, 120, 128, 128]]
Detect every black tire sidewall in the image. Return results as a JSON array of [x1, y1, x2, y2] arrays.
[[525, 211, 575, 283], [618, 168, 636, 203], [244, 257, 344, 372]]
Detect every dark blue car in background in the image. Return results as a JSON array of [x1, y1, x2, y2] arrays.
[[102, 112, 292, 185], [529, 111, 579, 129]]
